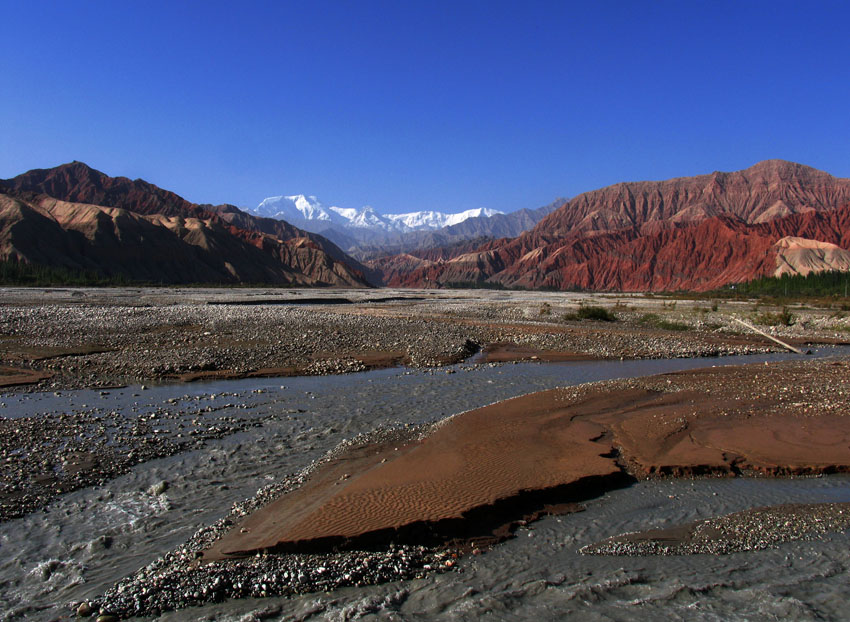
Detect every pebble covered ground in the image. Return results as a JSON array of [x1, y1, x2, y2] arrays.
[[4, 286, 846, 394], [1, 288, 849, 620], [1, 288, 817, 525], [581, 503, 850, 555], [0, 389, 275, 521]]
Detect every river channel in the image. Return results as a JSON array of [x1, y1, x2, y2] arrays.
[[2, 347, 850, 621]]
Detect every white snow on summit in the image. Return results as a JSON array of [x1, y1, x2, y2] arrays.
[[385, 210, 446, 231], [383, 208, 500, 231], [445, 207, 502, 227], [254, 194, 345, 224], [329, 205, 389, 229], [249, 195, 504, 234]]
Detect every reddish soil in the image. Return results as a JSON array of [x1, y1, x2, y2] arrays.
[[0, 366, 52, 387], [206, 389, 620, 559], [479, 342, 595, 363]]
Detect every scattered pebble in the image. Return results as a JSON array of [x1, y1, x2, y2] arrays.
[[86, 426, 456, 619], [582, 503, 850, 556]]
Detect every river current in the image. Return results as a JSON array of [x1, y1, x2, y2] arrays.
[[2, 348, 850, 621]]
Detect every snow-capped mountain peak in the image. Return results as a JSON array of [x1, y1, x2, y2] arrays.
[[386, 210, 444, 231], [287, 194, 331, 221], [328, 205, 389, 229], [253, 194, 345, 224], [250, 194, 504, 235], [444, 207, 502, 227], [384, 207, 503, 231]]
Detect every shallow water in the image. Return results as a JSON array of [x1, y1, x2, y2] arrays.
[[2, 347, 850, 621]]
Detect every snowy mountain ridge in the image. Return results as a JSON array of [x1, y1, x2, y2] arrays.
[[250, 194, 503, 233]]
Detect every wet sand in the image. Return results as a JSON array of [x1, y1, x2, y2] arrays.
[[205, 357, 850, 558], [206, 389, 620, 559], [0, 365, 52, 387]]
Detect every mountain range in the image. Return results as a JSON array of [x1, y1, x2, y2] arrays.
[[369, 160, 850, 291], [0, 162, 372, 286], [1, 159, 848, 292]]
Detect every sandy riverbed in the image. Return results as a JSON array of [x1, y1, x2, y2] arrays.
[[83, 355, 850, 619], [2, 287, 850, 620], [3, 287, 846, 392]]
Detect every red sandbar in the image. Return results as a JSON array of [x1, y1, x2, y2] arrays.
[[205, 359, 850, 558], [207, 389, 618, 558]]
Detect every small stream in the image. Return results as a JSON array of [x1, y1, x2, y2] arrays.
[[1, 347, 849, 621]]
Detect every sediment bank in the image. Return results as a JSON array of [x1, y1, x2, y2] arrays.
[[86, 355, 850, 619]]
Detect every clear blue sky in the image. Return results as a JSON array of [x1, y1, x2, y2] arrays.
[[2, 1, 849, 214]]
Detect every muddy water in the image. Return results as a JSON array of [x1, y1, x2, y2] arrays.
[[2, 348, 850, 621]]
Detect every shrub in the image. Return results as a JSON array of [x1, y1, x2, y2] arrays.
[[574, 305, 617, 322], [656, 319, 690, 331], [753, 307, 796, 327], [638, 312, 659, 324], [637, 313, 688, 331]]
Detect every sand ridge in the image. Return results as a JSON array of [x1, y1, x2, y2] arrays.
[[209, 389, 618, 557]]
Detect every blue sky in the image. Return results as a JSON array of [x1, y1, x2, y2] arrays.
[[2, 1, 849, 214]]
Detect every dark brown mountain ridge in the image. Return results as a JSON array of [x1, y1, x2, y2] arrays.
[[2, 161, 203, 218]]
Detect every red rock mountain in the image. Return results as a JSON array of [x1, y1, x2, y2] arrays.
[[0, 162, 372, 286], [371, 160, 850, 291], [538, 159, 850, 235]]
